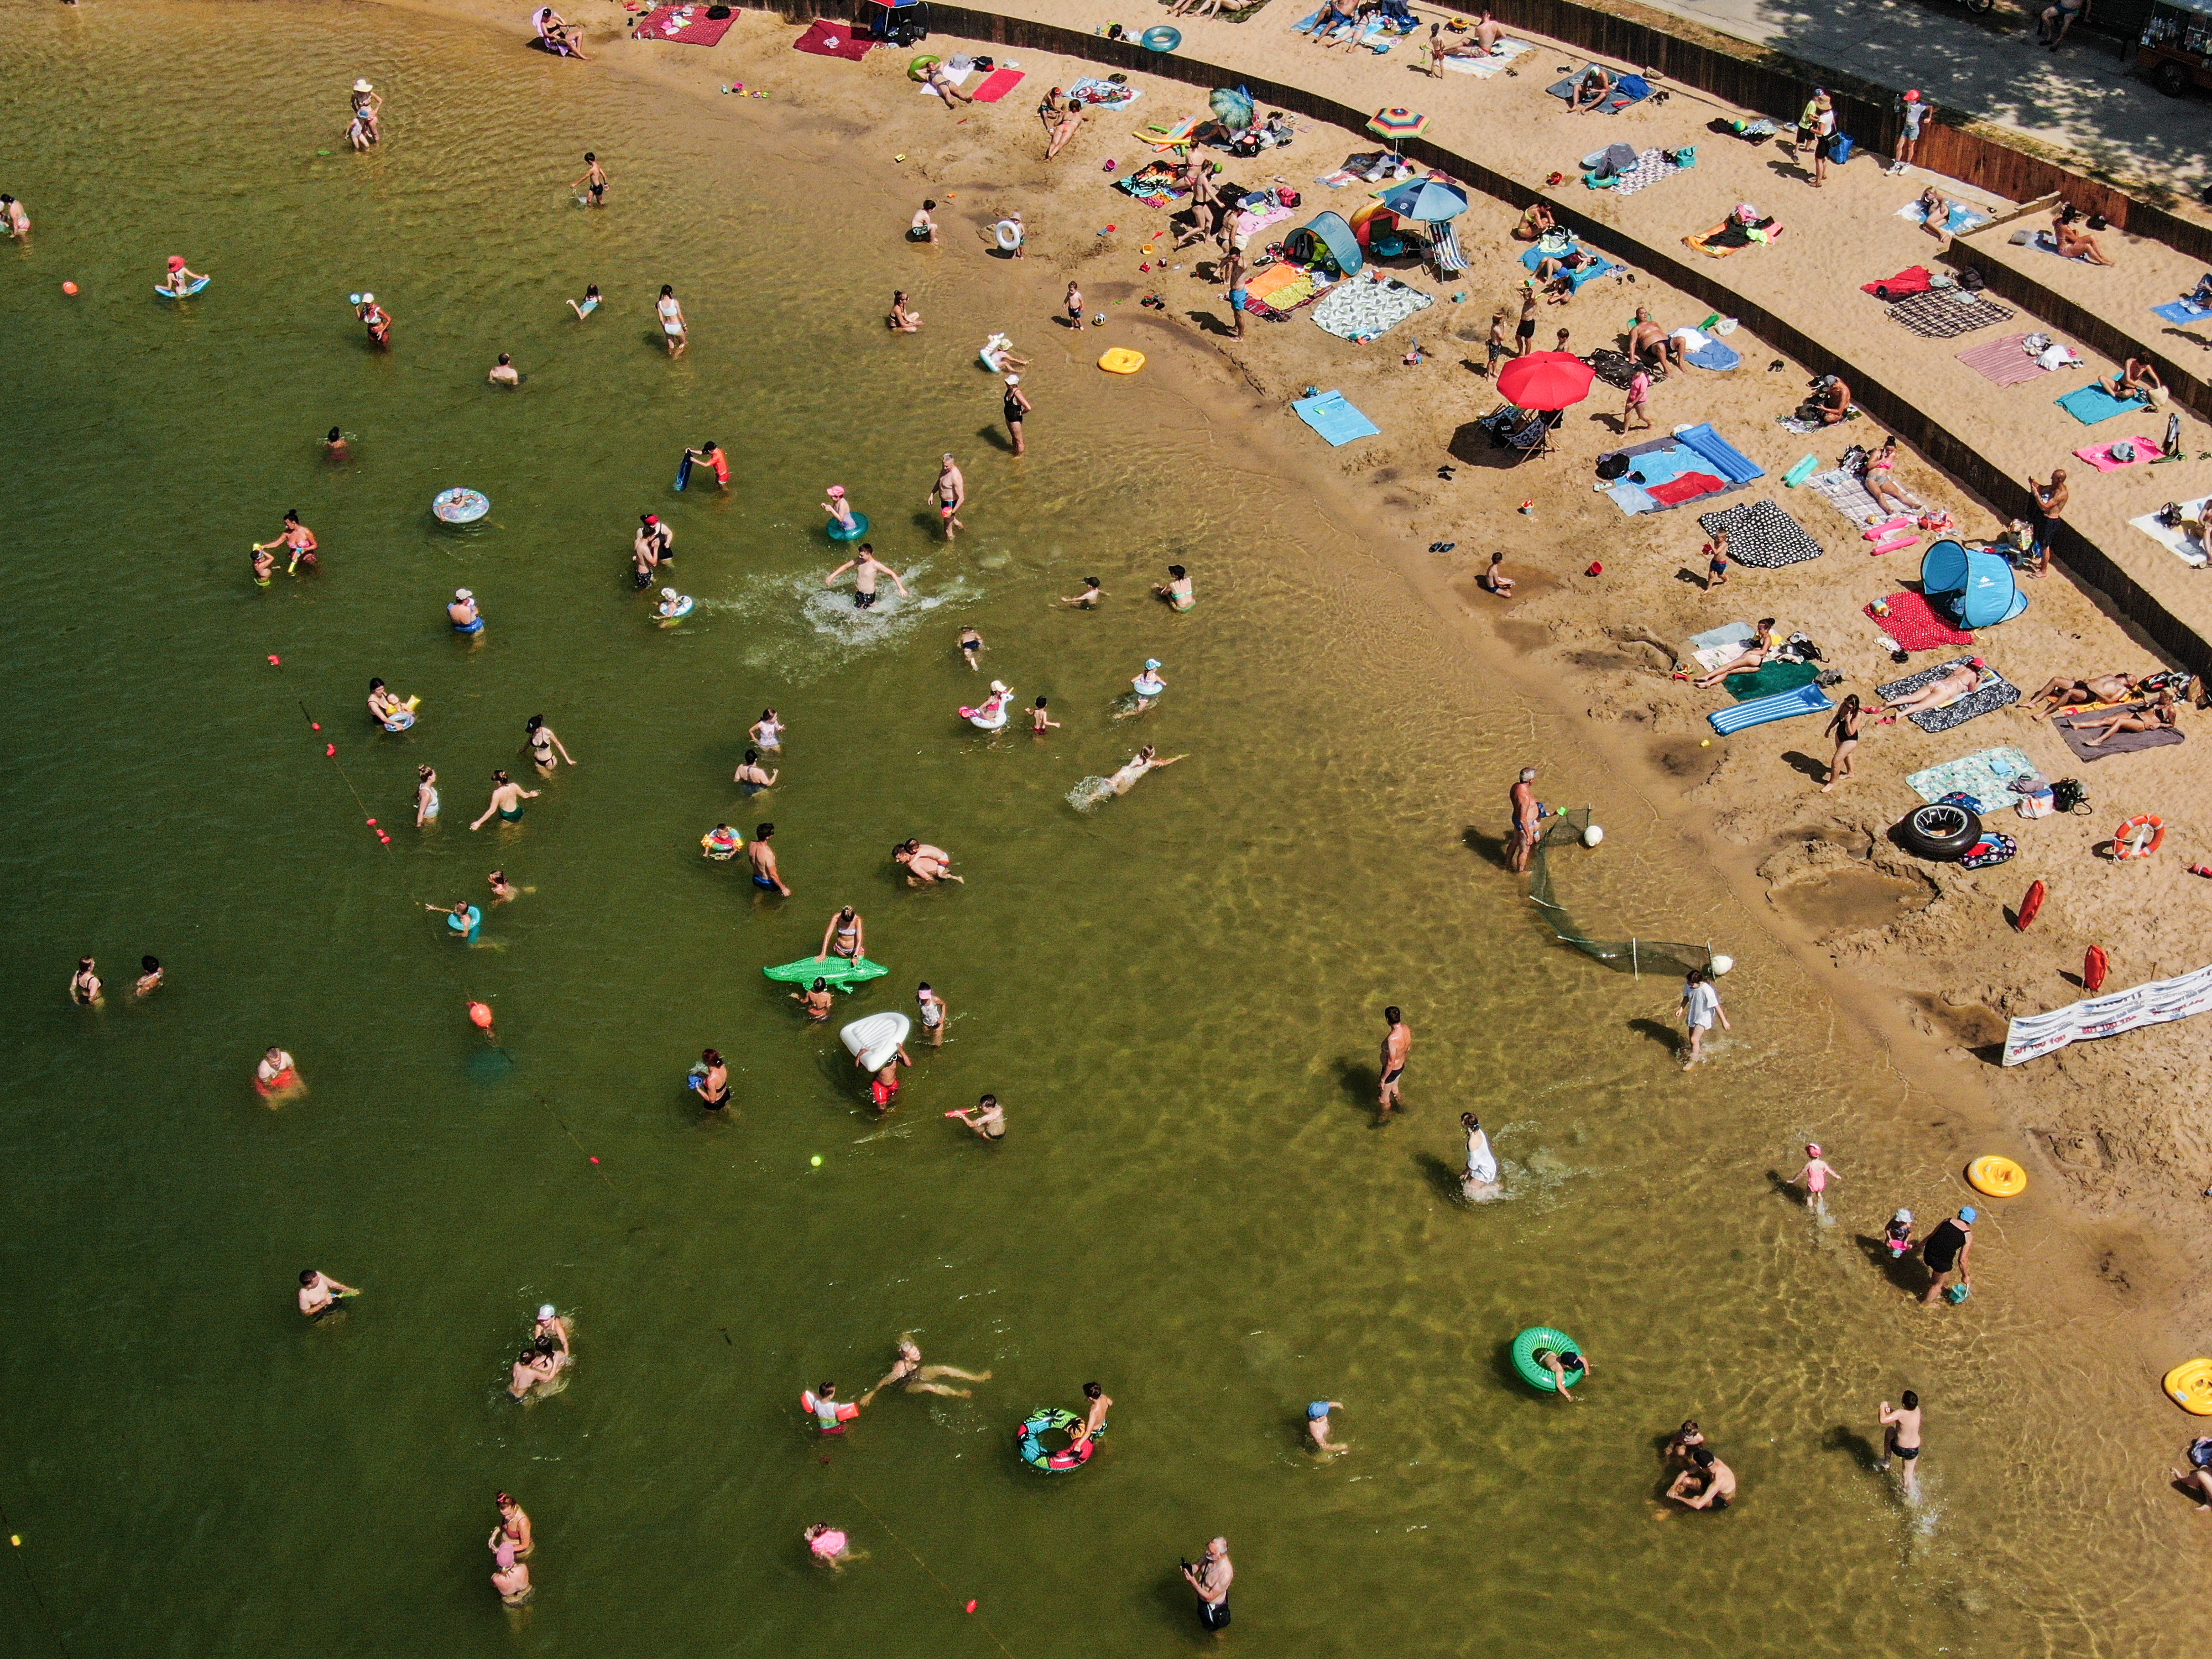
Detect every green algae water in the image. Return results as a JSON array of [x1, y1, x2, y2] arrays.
[[0, 6, 2203, 1655]]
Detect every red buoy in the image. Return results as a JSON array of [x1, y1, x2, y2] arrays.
[[2015, 879, 2046, 931], [467, 1001, 495, 1029], [2084, 945, 2110, 994]]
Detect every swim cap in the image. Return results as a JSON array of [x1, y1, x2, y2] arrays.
[[1144, 658, 1161, 670], [168, 255, 186, 270], [1306, 1401, 1330, 1420], [456, 588, 473, 601], [1958, 1206, 1978, 1223], [1807, 1144, 1822, 1156], [538, 1303, 556, 1321]]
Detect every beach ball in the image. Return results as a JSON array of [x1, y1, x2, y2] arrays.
[[1582, 824, 1605, 847]]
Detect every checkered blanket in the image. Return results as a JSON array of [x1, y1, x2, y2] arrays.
[[1697, 499, 1824, 568], [1806, 467, 1884, 529], [1884, 291, 2017, 339]]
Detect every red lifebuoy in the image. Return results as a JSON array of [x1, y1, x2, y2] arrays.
[[2084, 945, 2110, 994], [2114, 814, 2165, 859], [2016, 879, 2046, 930]]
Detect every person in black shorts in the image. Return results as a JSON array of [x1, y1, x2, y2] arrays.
[[1921, 1207, 1975, 1303], [1515, 287, 1538, 354], [1181, 1537, 1233, 1631]]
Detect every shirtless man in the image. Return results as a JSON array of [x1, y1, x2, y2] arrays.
[[572, 152, 608, 206], [298, 1268, 358, 1318], [826, 545, 908, 611], [863, 1334, 993, 1402], [1307, 1400, 1351, 1454], [2030, 669, 2140, 719], [1061, 577, 1106, 607], [1181, 1537, 1233, 1635], [931, 454, 967, 541], [1626, 306, 1684, 370], [1882, 658, 1987, 719], [509, 1337, 568, 1401], [1081, 1380, 1113, 1443], [1877, 1391, 1923, 1498], [1108, 746, 1185, 796], [1666, 1446, 1736, 1509], [748, 822, 791, 896], [1478, 551, 1515, 596], [1378, 1006, 1412, 1118], [734, 748, 779, 790], [633, 513, 672, 588], [1814, 374, 1853, 425], [791, 976, 835, 1021], [894, 838, 964, 885], [948, 1093, 1005, 1140], [1507, 766, 1545, 873], [252, 509, 319, 572], [469, 770, 540, 831], [488, 352, 520, 387]]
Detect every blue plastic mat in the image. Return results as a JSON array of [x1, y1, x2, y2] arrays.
[[2056, 382, 2151, 425], [1708, 680, 1834, 735], [2153, 299, 2212, 327], [1292, 389, 1380, 447], [1676, 422, 1766, 484]]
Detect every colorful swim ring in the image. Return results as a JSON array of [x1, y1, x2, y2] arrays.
[[433, 488, 491, 524], [1140, 25, 1181, 50], [907, 53, 942, 81], [1966, 1155, 2027, 1198], [380, 709, 416, 732], [1017, 1407, 1098, 1472], [657, 595, 696, 620], [826, 513, 872, 543], [960, 698, 1011, 731], [2115, 813, 2165, 859], [156, 276, 212, 299], [1511, 1326, 1585, 1394], [1098, 347, 1146, 374], [2165, 1358, 2212, 1416]]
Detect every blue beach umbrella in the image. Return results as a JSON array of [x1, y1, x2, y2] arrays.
[[1375, 175, 1469, 223], [1210, 86, 1256, 131]]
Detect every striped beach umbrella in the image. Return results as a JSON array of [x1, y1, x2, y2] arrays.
[[1367, 106, 1429, 140]]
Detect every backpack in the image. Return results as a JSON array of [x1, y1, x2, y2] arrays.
[[2050, 777, 2089, 815], [1957, 265, 1986, 293]]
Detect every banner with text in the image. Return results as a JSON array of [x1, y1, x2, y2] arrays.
[[2001, 962, 2212, 1066]]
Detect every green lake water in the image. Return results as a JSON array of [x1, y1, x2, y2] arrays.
[[0, 5, 2200, 1655]]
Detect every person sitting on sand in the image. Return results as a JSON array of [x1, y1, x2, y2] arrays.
[[1882, 658, 1989, 719], [2074, 685, 2180, 747], [1626, 306, 1684, 370], [1535, 249, 1593, 297], [1692, 619, 1780, 688], [1477, 550, 1515, 596], [887, 290, 920, 333], [1512, 202, 1557, 243], [1813, 375, 1853, 425], [1307, 0, 1360, 39], [1568, 64, 1614, 112], [2110, 356, 2162, 401], [1863, 439, 1924, 514], [2057, 212, 2115, 265], [2029, 670, 2141, 719]]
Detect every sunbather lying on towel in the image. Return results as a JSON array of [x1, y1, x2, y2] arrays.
[[2030, 670, 2143, 719], [1881, 658, 1988, 719], [1627, 306, 1682, 369], [1863, 439, 1924, 513], [1536, 250, 1596, 298], [1568, 65, 1614, 111], [1692, 619, 1780, 689], [2074, 686, 2180, 745], [1306, 0, 1359, 37], [1916, 187, 1953, 240]]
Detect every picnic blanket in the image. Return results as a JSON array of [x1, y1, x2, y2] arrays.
[[1587, 348, 1661, 392], [1878, 657, 2021, 733], [2057, 382, 2152, 425], [1684, 216, 1781, 257], [1547, 69, 1652, 112], [1906, 746, 2040, 811], [1723, 659, 1823, 701], [1067, 76, 1142, 109], [2131, 498, 2210, 568], [1807, 467, 1884, 528], [1885, 291, 2016, 338], [971, 67, 1025, 102], [1114, 169, 1187, 208], [2153, 298, 2212, 327], [1311, 278, 1433, 341], [1698, 499, 1823, 568], [1869, 589, 1974, 651], [1900, 199, 1992, 234], [1292, 389, 1380, 446], [2074, 436, 2163, 473], [791, 17, 872, 57], [1708, 680, 1834, 735], [2053, 706, 2188, 761], [1956, 333, 2047, 388], [1439, 39, 1533, 76], [1242, 262, 1324, 314], [637, 4, 735, 45], [1594, 149, 1685, 197]]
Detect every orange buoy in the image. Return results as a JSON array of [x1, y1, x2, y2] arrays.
[[2016, 879, 2046, 931], [2084, 945, 2110, 994], [61, 280, 79, 295], [467, 1001, 495, 1029]]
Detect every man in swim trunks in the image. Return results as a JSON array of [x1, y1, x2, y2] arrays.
[[1666, 1447, 1735, 1509], [1877, 1390, 1923, 1497], [1507, 766, 1543, 873], [734, 749, 778, 791], [1307, 1400, 1350, 1454], [916, 982, 948, 1047], [748, 823, 791, 896], [894, 839, 964, 885], [488, 352, 520, 387], [298, 1267, 358, 1318], [826, 545, 908, 611], [1081, 1380, 1112, 1443], [1378, 1006, 1411, 1119], [253, 509, 319, 572], [948, 1093, 1005, 1140], [572, 151, 607, 206], [1181, 1537, 1232, 1632], [957, 627, 984, 670], [2028, 670, 2140, 721], [932, 453, 967, 540], [864, 1047, 912, 1113], [1062, 577, 1105, 607], [791, 976, 835, 1021], [1627, 306, 1684, 371], [469, 770, 539, 831]]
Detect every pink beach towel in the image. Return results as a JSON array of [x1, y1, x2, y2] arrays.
[[1957, 333, 2047, 389], [635, 4, 735, 46], [792, 18, 873, 58], [2073, 436, 2162, 473], [971, 67, 1026, 102], [1867, 590, 1974, 651]]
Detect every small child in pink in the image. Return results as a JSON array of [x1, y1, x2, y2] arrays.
[[1793, 1144, 1840, 1211]]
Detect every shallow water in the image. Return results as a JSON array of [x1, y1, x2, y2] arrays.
[[0, 6, 2203, 1656]]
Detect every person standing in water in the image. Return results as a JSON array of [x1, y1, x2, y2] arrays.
[[1506, 767, 1544, 873], [748, 822, 790, 896], [1921, 1207, 1975, 1305], [1877, 1391, 1923, 1497], [134, 956, 163, 996], [1792, 1144, 1839, 1212], [1460, 1112, 1503, 1200], [415, 766, 441, 828], [1306, 1401, 1350, 1454], [1002, 374, 1031, 455], [957, 627, 984, 670], [356, 293, 393, 347], [256, 1047, 302, 1098], [657, 284, 687, 356], [1378, 1006, 1411, 1118], [931, 453, 967, 540], [2, 193, 30, 240], [469, 770, 539, 831], [916, 982, 948, 1047], [1031, 697, 1060, 733], [69, 957, 102, 1005], [1181, 1537, 1232, 1634], [826, 545, 908, 611], [1081, 1380, 1112, 1444], [817, 905, 865, 964], [525, 715, 575, 771], [488, 352, 520, 387], [734, 748, 778, 791], [948, 1093, 1005, 1140], [1678, 967, 1729, 1069], [298, 1268, 359, 1318], [572, 151, 608, 206], [791, 976, 834, 1022], [750, 708, 784, 752], [448, 589, 483, 635], [693, 1048, 731, 1109], [324, 426, 350, 464]]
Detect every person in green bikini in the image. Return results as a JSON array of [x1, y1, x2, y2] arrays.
[[470, 770, 539, 830]]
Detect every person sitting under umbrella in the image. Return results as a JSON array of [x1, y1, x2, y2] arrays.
[[1568, 65, 1614, 112]]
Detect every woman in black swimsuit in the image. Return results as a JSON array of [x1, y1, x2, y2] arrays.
[[1002, 375, 1031, 455], [695, 1048, 731, 1109]]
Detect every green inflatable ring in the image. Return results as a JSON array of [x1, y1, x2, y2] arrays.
[[1511, 1326, 1586, 1394], [1016, 1407, 1098, 1472], [908, 54, 943, 82]]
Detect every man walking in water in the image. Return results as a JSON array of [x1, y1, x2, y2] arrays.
[[826, 544, 909, 611], [1181, 1536, 1233, 1634], [748, 822, 791, 897], [1877, 1390, 1923, 1498], [1378, 1006, 1411, 1119], [1507, 766, 1543, 873]]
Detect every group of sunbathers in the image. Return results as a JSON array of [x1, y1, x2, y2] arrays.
[[2030, 671, 2189, 744]]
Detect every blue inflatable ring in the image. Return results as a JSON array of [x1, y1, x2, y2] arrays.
[[1141, 25, 1181, 50], [826, 512, 872, 543], [1017, 1407, 1097, 1472]]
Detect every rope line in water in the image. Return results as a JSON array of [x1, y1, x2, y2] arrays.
[[0, 1496, 72, 1658], [820, 1470, 1019, 1659]]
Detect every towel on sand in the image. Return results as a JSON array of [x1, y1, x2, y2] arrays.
[[2073, 436, 2163, 473], [1439, 39, 1533, 76], [1878, 657, 2021, 733], [2053, 707, 2188, 761], [1722, 659, 1823, 701], [970, 67, 1025, 102], [1906, 747, 2039, 810], [1956, 333, 2047, 388], [1869, 590, 1974, 651], [1807, 467, 1884, 528], [2153, 298, 2212, 327], [1292, 389, 1380, 446], [1898, 200, 1991, 233], [2057, 382, 2151, 425], [638, 4, 735, 45], [1685, 216, 1781, 257], [2131, 498, 2210, 568], [1686, 338, 1741, 371], [791, 18, 872, 57], [1547, 69, 1651, 112], [1698, 499, 1823, 568], [1885, 291, 2016, 338]]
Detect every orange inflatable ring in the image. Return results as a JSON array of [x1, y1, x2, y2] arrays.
[[1966, 1155, 2026, 1198], [2114, 814, 2164, 859]]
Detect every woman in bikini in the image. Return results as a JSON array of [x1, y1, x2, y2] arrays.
[[1045, 97, 1086, 160], [1820, 695, 1866, 792], [525, 714, 575, 771], [694, 1048, 732, 1109], [864, 1334, 992, 1402], [1692, 619, 1780, 689], [2077, 685, 2180, 746], [1863, 439, 1924, 515], [817, 905, 865, 963]]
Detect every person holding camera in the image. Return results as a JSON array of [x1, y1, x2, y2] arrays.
[[1180, 1537, 1233, 1634]]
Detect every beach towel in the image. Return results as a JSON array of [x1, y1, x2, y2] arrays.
[[1906, 747, 2039, 811], [1956, 333, 2046, 388], [2152, 298, 2212, 327], [1517, 242, 1618, 289], [1113, 171, 1187, 208], [1879, 657, 2021, 733], [1292, 389, 1380, 446], [1869, 590, 1974, 651], [1684, 217, 1781, 258], [1439, 39, 1533, 76], [969, 67, 1025, 102], [1721, 659, 1823, 701], [1885, 291, 2016, 338], [791, 17, 872, 58], [1689, 620, 1756, 665], [1698, 499, 1823, 568], [1608, 149, 1685, 197], [1067, 76, 1142, 109], [2056, 382, 2151, 425], [2073, 436, 2163, 473], [637, 4, 735, 45], [1898, 200, 1991, 234], [2027, 229, 2094, 262], [1311, 279, 1433, 341], [916, 63, 975, 93], [1805, 468, 1884, 528], [1863, 266, 1934, 300], [1586, 348, 1661, 392], [1234, 203, 1295, 244], [1686, 338, 1741, 371], [1547, 69, 1651, 113], [1650, 472, 1729, 508], [2053, 707, 2188, 761], [2130, 498, 2210, 568], [1708, 680, 1834, 735]]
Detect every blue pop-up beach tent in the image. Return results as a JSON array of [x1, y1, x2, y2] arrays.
[[1284, 212, 1364, 276], [1922, 538, 2027, 628]]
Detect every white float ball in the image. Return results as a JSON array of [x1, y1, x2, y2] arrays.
[[1709, 954, 1735, 975], [1582, 823, 1605, 847]]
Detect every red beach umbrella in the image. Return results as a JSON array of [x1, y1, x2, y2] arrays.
[[1496, 351, 1595, 411]]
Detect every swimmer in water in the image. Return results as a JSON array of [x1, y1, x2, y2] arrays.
[[702, 822, 741, 860], [525, 714, 575, 771], [256, 1047, 302, 1099], [367, 679, 418, 729], [804, 1524, 854, 1569], [958, 625, 984, 670], [488, 352, 520, 387], [818, 905, 865, 963], [1459, 1112, 1503, 1201], [1107, 745, 1185, 795], [932, 453, 966, 540], [134, 956, 163, 996], [427, 899, 483, 942], [734, 749, 778, 790], [69, 957, 102, 1005], [1115, 659, 1165, 719], [1061, 576, 1105, 607], [489, 1537, 532, 1606], [298, 1267, 358, 1318], [531, 1307, 570, 1355], [826, 544, 907, 611], [748, 822, 791, 896], [1530, 1344, 1590, 1402], [487, 869, 519, 902], [449, 588, 482, 635], [947, 1093, 1005, 1141], [791, 976, 834, 1021], [864, 1333, 993, 1401], [253, 510, 318, 572], [1, 194, 29, 240], [821, 484, 859, 536], [750, 709, 785, 752], [693, 1048, 731, 1109], [1154, 564, 1193, 610], [416, 766, 441, 827], [1665, 1446, 1734, 1509], [509, 1331, 570, 1401], [161, 254, 210, 294], [324, 426, 349, 463], [1306, 1401, 1350, 1455], [893, 838, 964, 885], [469, 770, 540, 831], [568, 283, 601, 319], [1032, 696, 1059, 733]]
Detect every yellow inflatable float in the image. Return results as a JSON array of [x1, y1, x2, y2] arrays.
[[1098, 347, 1145, 374], [2165, 1359, 2212, 1416], [1966, 1155, 2027, 1198]]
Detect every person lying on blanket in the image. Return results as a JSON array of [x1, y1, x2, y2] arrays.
[[2075, 686, 2180, 747], [2030, 670, 2143, 720], [1307, 0, 1359, 38], [1513, 203, 1558, 243], [1916, 187, 1953, 241], [2108, 357, 2162, 401], [1881, 659, 1989, 721], [1864, 439, 1924, 514], [1536, 250, 1595, 297], [1628, 307, 1683, 369], [1569, 65, 1615, 111], [1692, 619, 1781, 689]]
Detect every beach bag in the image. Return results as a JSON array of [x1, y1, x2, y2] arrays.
[[2050, 776, 2089, 815], [1957, 265, 1985, 292], [1829, 133, 1854, 165], [2015, 789, 2055, 821], [2158, 501, 2185, 528], [1278, 187, 1301, 209], [1596, 452, 1631, 481]]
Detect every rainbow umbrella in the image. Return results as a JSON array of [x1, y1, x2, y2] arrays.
[[1367, 107, 1429, 140], [1496, 351, 1595, 412]]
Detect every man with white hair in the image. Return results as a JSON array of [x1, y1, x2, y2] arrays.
[[1181, 1536, 1233, 1633]]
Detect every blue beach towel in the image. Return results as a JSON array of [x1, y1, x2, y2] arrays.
[[1292, 389, 1380, 447], [1686, 338, 1741, 371], [2056, 383, 2150, 426], [2153, 299, 2212, 327], [1546, 69, 1650, 112], [1708, 680, 1834, 735], [1518, 241, 1618, 289]]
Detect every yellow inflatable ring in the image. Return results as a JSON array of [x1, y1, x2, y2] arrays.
[[907, 54, 942, 82], [1098, 347, 1146, 374], [1966, 1155, 2027, 1198], [2166, 1359, 2212, 1415]]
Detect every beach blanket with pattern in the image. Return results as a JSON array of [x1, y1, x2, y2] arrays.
[[1586, 348, 1663, 392], [639, 3, 735, 45], [1806, 467, 1884, 528], [1439, 39, 1533, 75], [1607, 149, 1686, 198], [1067, 77, 1143, 109], [1884, 291, 2016, 339], [1878, 656, 2022, 733], [1955, 333, 2046, 388], [1684, 216, 1781, 257], [1311, 279, 1433, 341], [1242, 262, 1325, 314], [1906, 747, 2039, 810], [1869, 589, 1974, 651], [1697, 500, 1824, 568], [1114, 166, 1187, 208]]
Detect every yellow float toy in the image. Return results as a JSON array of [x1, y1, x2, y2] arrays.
[[1966, 1155, 2027, 1198], [1098, 347, 1145, 374], [2165, 1359, 2212, 1416]]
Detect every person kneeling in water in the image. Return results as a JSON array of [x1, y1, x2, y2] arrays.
[[1666, 1446, 1736, 1510], [947, 1093, 1005, 1141]]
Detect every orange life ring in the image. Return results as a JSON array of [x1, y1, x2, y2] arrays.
[[2114, 815, 2164, 859]]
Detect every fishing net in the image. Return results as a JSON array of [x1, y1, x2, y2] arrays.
[[1527, 807, 1714, 978]]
